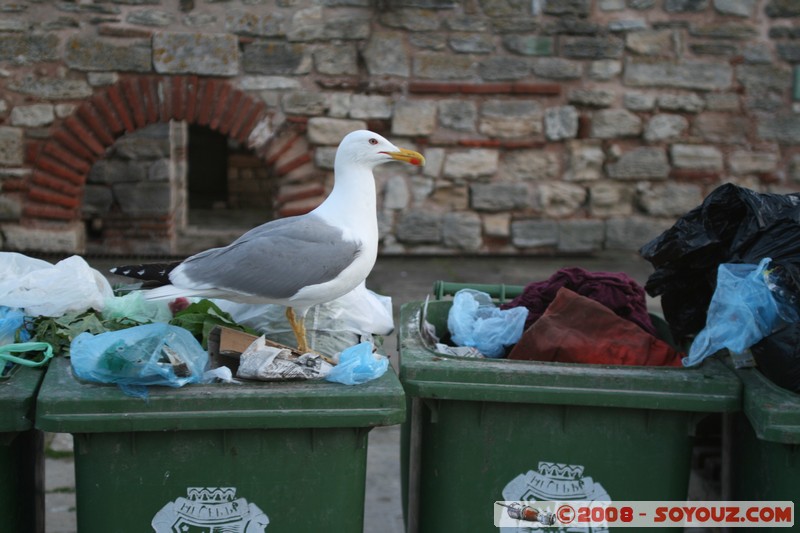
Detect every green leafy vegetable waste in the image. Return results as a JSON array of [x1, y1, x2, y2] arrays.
[[169, 300, 258, 348]]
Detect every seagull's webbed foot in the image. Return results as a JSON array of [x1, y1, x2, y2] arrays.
[[285, 307, 310, 354]]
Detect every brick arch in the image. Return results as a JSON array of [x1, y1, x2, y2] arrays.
[[22, 74, 279, 226]]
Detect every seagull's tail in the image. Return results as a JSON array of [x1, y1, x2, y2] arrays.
[[109, 261, 182, 285]]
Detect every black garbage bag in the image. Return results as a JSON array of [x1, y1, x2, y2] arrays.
[[640, 183, 800, 342], [751, 324, 800, 393]]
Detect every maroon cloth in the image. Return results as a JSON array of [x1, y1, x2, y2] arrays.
[[508, 288, 683, 366], [500, 267, 656, 335]]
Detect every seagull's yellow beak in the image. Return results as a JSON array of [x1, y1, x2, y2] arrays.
[[383, 147, 425, 167]]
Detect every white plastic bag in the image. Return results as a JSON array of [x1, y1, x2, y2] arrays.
[[0, 253, 113, 317]]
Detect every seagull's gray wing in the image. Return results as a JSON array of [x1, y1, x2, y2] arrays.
[[174, 214, 361, 299]]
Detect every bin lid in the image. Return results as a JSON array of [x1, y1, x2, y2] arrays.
[[399, 300, 741, 413], [36, 356, 405, 433], [736, 365, 800, 445], [0, 364, 45, 432]]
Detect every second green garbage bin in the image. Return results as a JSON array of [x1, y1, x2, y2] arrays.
[[0, 363, 45, 533], [36, 356, 405, 533], [731, 365, 800, 504], [400, 283, 741, 533]]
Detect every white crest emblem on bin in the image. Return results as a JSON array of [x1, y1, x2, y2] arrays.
[[152, 487, 269, 532], [500, 462, 611, 532]]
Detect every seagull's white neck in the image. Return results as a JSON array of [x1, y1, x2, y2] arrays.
[[312, 163, 378, 240]]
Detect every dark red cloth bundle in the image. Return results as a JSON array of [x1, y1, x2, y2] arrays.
[[508, 288, 682, 366], [500, 267, 656, 335]]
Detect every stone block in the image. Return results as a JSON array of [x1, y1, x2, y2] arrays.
[[510, 219, 558, 248], [363, 32, 410, 77], [557, 219, 604, 253], [638, 182, 703, 216], [443, 149, 499, 179], [0, 34, 59, 62], [670, 144, 724, 170], [607, 147, 670, 180], [438, 100, 478, 132], [479, 100, 542, 138], [113, 182, 173, 215], [392, 100, 438, 136], [242, 41, 309, 75], [605, 216, 671, 251], [588, 182, 633, 217], [0, 127, 23, 166], [644, 114, 688, 142], [307, 118, 367, 145], [565, 141, 605, 181], [396, 209, 442, 244], [10, 104, 54, 127], [1, 223, 85, 254], [153, 32, 239, 76], [728, 151, 779, 174], [540, 182, 586, 217], [502, 150, 560, 181], [590, 109, 642, 138], [442, 211, 482, 250], [624, 59, 732, 90], [470, 182, 530, 211]]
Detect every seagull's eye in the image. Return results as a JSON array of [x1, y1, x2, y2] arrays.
[[368, 138, 378, 145]]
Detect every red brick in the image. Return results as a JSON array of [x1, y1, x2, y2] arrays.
[[28, 187, 80, 209], [53, 129, 94, 161], [265, 133, 301, 166], [235, 102, 267, 145], [185, 75, 199, 123], [500, 140, 546, 149], [2, 178, 28, 193], [197, 79, 219, 126], [228, 96, 255, 141], [458, 139, 502, 148], [23, 203, 76, 221], [36, 155, 86, 185], [140, 76, 159, 124], [122, 78, 146, 129], [77, 104, 115, 146], [275, 153, 312, 176], [107, 84, 136, 132], [43, 142, 92, 174], [577, 114, 591, 139], [92, 92, 124, 134], [171, 75, 186, 121], [24, 140, 42, 165], [218, 90, 243, 135], [209, 83, 232, 131], [31, 170, 82, 196], [460, 83, 513, 94], [670, 169, 721, 181], [63, 117, 105, 156], [511, 82, 561, 95], [409, 81, 461, 94]]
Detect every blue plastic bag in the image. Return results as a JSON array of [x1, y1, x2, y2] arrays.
[[0, 306, 31, 345], [447, 289, 529, 358], [325, 342, 388, 385], [70, 323, 209, 398], [685, 258, 798, 367]]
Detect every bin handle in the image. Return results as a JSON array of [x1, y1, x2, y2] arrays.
[[0, 342, 54, 368], [432, 281, 525, 302]]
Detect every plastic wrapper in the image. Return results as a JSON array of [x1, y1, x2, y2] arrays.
[[0, 253, 113, 317], [325, 342, 389, 385], [103, 291, 173, 325], [685, 258, 798, 367], [70, 322, 209, 398], [447, 289, 528, 358], [640, 183, 800, 341]]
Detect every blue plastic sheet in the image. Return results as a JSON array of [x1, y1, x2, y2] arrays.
[[685, 258, 799, 367], [70, 322, 209, 398], [325, 342, 388, 385], [447, 289, 529, 358]]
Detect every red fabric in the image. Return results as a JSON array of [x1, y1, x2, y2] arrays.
[[500, 267, 656, 335], [508, 288, 683, 366]]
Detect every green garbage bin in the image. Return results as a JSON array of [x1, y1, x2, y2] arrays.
[[36, 356, 405, 533], [0, 362, 45, 533], [731, 365, 800, 503], [399, 282, 741, 532]]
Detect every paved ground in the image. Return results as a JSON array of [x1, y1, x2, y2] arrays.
[[42, 252, 717, 532]]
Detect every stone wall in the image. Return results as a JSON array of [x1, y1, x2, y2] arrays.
[[0, 0, 799, 256]]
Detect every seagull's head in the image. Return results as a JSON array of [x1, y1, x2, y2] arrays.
[[336, 130, 425, 170]]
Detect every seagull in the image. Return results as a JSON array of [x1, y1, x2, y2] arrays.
[[111, 130, 425, 353]]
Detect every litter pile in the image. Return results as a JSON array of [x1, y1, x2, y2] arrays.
[[0, 252, 393, 397], [434, 184, 800, 393]]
